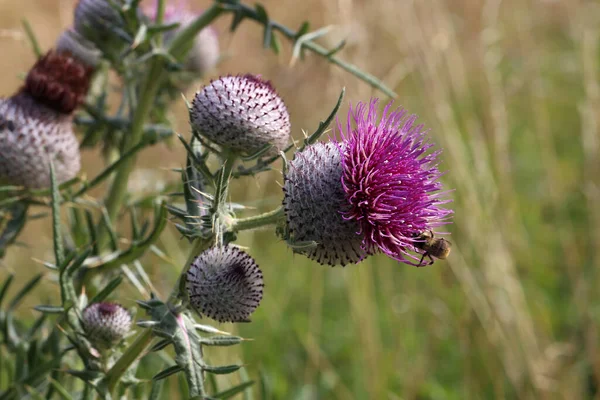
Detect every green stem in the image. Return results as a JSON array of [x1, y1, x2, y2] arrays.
[[213, 152, 237, 246], [232, 206, 285, 232], [96, 60, 165, 251], [105, 329, 153, 395], [220, 3, 396, 98], [96, 4, 223, 251], [168, 5, 223, 60], [102, 150, 236, 388], [103, 237, 210, 395]]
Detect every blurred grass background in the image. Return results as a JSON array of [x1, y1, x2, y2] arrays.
[[2, 0, 600, 398]]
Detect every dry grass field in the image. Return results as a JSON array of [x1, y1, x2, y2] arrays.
[[1, 0, 600, 398]]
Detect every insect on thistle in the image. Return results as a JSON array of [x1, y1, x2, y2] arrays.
[[411, 230, 452, 267]]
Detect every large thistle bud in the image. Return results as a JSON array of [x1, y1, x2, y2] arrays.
[[0, 51, 93, 188], [190, 75, 290, 155]]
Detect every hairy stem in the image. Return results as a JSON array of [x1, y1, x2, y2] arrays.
[[96, 62, 164, 251], [96, 4, 223, 251], [220, 3, 396, 98], [105, 329, 154, 395], [232, 206, 285, 232]]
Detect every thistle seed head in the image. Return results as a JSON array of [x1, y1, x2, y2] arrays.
[[82, 302, 132, 350], [0, 93, 81, 189], [186, 246, 264, 323], [190, 75, 290, 154], [282, 142, 368, 266]]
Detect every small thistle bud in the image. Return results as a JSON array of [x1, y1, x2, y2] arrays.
[[24, 50, 94, 114], [55, 29, 102, 68], [190, 75, 291, 154], [282, 142, 368, 266], [74, 0, 126, 47], [0, 93, 81, 188], [186, 246, 264, 323], [144, 0, 220, 75], [82, 302, 132, 350]]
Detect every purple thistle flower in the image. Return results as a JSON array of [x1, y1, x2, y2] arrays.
[[338, 99, 453, 265]]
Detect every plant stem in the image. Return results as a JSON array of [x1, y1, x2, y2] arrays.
[[96, 4, 224, 251], [220, 3, 396, 98], [105, 329, 153, 395], [102, 236, 210, 395], [102, 150, 237, 388], [232, 206, 285, 232], [96, 60, 164, 251], [168, 5, 223, 60]]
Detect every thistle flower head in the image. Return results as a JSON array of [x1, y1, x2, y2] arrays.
[[55, 29, 102, 68], [190, 75, 290, 155], [186, 246, 264, 323], [283, 142, 367, 266], [82, 302, 132, 350], [338, 99, 453, 264], [143, 0, 219, 75], [0, 93, 81, 188]]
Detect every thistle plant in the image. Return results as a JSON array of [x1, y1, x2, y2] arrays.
[[0, 1, 451, 399]]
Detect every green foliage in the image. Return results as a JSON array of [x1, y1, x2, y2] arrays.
[[3, 0, 595, 398], [0, 1, 396, 398]]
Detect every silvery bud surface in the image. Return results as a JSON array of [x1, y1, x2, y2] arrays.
[[190, 75, 290, 155], [186, 246, 264, 323], [0, 93, 80, 189], [282, 142, 368, 266], [0, 50, 93, 189]]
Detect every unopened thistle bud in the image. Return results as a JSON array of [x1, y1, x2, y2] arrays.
[[190, 75, 290, 155], [82, 302, 132, 350], [144, 0, 219, 75], [186, 246, 264, 323], [74, 0, 126, 48], [282, 142, 368, 266], [0, 51, 91, 188]]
